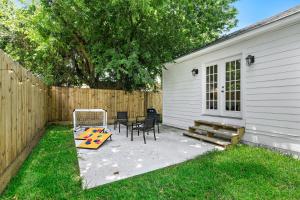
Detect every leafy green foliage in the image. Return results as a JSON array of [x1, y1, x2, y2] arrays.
[[0, 0, 238, 90], [1, 125, 300, 199]]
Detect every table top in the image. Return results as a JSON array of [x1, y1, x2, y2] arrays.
[[126, 120, 143, 125]]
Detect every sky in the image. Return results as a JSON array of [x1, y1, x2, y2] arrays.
[[232, 0, 300, 32]]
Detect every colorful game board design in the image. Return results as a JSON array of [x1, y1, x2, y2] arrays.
[[76, 128, 112, 149], [75, 128, 104, 140]]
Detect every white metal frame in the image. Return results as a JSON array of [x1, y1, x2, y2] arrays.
[[73, 108, 107, 130]]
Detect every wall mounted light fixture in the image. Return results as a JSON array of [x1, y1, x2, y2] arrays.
[[246, 55, 255, 66], [191, 68, 199, 76]]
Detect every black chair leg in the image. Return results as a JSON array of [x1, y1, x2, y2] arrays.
[[138, 129, 139, 136], [154, 128, 156, 140], [143, 130, 146, 144], [126, 125, 128, 137], [157, 123, 160, 133], [131, 128, 133, 141], [119, 123, 120, 133]]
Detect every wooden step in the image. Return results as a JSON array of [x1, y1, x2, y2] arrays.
[[189, 126, 239, 137], [183, 132, 231, 147], [190, 125, 212, 131], [194, 120, 242, 130]]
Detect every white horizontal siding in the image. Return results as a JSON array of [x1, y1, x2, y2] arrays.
[[246, 99, 300, 108], [246, 79, 300, 89], [254, 48, 300, 65], [163, 20, 300, 154], [246, 93, 300, 100], [246, 63, 300, 78], [248, 33, 300, 56], [245, 106, 300, 115], [163, 58, 202, 129], [246, 130, 300, 141], [245, 22, 300, 153], [243, 133, 300, 156], [163, 116, 193, 129], [246, 112, 300, 122], [246, 85, 300, 94], [246, 123, 300, 137], [247, 70, 300, 83]]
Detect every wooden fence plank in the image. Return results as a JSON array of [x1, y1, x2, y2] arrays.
[[48, 87, 162, 123], [0, 51, 5, 174], [0, 50, 48, 193]]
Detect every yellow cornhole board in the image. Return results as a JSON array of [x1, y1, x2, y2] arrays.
[[77, 132, 112, 149], [75, 128, 105, 140]]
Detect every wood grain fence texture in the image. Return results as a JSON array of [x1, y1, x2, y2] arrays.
[[48, 87, 162, 123], [0, 50, 162, 193], [0, 50, 48, 193]]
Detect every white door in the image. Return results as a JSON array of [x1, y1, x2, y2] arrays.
[[204, 63, 220, 115], [204, 56, 242, 118]]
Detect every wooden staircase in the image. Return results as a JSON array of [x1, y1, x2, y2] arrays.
[[183, 120, 245, 148]]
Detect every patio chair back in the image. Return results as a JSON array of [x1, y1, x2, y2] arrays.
[[117, 112, 128, 120], [147, 108, 157, 115], [147, 108, 160, 123], [144, 118, 155, 131]]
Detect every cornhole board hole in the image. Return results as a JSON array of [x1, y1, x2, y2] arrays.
[[77, 132, 112, 149], [75, 128, 105, 140]]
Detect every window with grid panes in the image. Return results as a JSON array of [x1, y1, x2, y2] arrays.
[[225, 59, 241, 111], [206, 65, 218, 110]]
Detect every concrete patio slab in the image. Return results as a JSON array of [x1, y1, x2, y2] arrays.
[[74, 125, 219, 189]]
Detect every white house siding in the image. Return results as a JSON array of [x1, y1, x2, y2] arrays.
[[244, 22, 300, 154], [163, 20, 300, 154], [163, 59, 202, 129]]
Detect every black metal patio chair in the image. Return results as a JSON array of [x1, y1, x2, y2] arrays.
[[135, 108, 161, 133], [147, 108, 160, 133], [131, 117, 156, 144], [114, 112, 128, 133]]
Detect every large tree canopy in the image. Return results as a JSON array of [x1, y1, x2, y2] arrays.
[[0, 0, 237, 90]]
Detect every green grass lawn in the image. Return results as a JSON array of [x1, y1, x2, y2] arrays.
[[1, 125, 300, 200]]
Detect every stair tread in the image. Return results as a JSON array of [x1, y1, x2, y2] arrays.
[[190, 126, 239, 137], [194, 120, 243, 129], [183, 132, 231, 147]]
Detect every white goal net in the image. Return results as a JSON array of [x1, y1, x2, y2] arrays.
[[73, 109, 107, 130]]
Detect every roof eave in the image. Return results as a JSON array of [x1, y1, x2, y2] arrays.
[[172, 11, 300, 64]]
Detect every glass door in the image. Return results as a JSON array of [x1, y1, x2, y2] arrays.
[[205, 64, 220, 115], [204, 56, 242, 118], [221, 57, 242, 118]]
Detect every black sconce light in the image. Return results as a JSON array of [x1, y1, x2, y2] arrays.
[[246, 55, 255, 66], [191, 68, 199, 76]]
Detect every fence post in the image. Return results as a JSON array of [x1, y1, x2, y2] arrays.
[[113, 90, 117, 119], [144, 91, 149, 116]]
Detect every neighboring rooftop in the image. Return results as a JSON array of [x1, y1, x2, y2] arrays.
[[175, 4, 300, 60]]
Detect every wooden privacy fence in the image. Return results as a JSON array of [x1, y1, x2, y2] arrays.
[[48, 87, 162, 123], [0, 50, 162, 193], [0, 50, 48, 193]]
